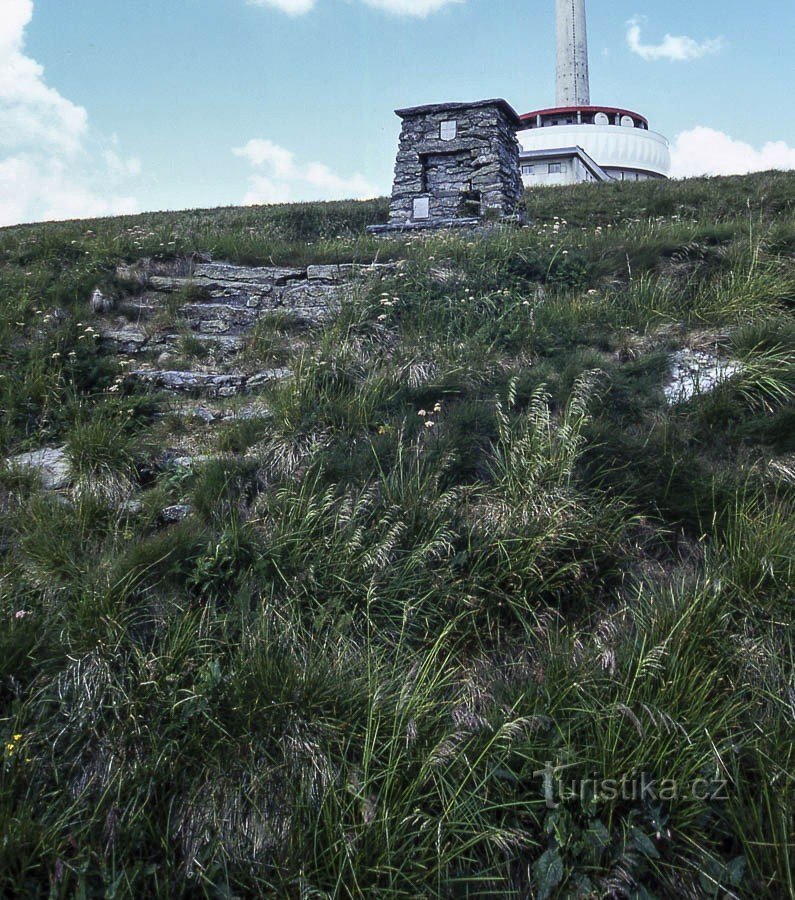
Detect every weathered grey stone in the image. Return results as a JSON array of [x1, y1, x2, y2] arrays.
[[160, 504, 192, 523], [188, 406, 217, 424], [193, 263, 306, 287], [8, 446, 70, 490], [181, 303, 259, 331], [103, 260, 401, 376], [306, 264, 345, 283], [245, 368, 292, 389], [280, 283, 344, 318], [90, 288, 114, 314], [235, 402, 271, 420], [172, 455, 214, 469], [305, 263, 396, 284], [100, 325, 149, 353], [131, 370, 246, 394], [148, 276, 190, 292], [664, 350, 743, 405], [111, 261, 401, 347], [129, 368, 291, 397]]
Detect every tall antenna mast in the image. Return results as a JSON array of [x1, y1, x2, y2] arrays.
[[556, 0, 590, 106]]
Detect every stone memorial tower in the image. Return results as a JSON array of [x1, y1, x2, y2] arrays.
[[370, 99, 525, 232]]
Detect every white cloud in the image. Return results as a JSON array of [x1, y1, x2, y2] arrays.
[[0, 0, 87, 153], [360, 0, 463, 16], [233, 138, 296, 178], [0, 156, 138, 225], [671, 127, 795, 178], [247, 0, 462, 17], [626, 17, 724, 62], [246, 0, 317, 14], [240, 176, 293, 205], [0, 0, 141, 226], [233, 138, 381, 204]]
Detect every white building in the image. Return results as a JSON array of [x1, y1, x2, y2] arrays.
[[520, 0, 671, 187]]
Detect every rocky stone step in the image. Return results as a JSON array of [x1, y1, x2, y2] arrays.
[[101, 258, 402, 358], [164, 400, 271, 424], [128, 367, 291, 398], [180, 303, 259, 332], [101, 324, 247, 356], [122, 261, 399, 315]]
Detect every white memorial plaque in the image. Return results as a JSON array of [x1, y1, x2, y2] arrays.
[[413, 197, 430, 219]]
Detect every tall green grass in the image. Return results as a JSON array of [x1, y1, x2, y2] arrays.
[[0, 171, 793, 896]]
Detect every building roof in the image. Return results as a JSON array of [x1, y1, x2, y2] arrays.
[[519, 145, 610, 182], [395, 99, 522, 127], [519, 105, 649, 129]]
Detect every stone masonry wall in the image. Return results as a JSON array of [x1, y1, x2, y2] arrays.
[[387, 100, 524, 227]]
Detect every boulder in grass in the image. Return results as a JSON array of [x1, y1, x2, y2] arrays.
[[90, 288, 115, 314], [160, 504, 192, 524], [8, 446, 71, 490]]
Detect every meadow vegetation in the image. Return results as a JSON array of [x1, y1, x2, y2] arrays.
[[0, 172, 793, 897]]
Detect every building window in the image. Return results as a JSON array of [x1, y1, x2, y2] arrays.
[[440, 120, 457, 141], [548, 163, 563, 174], [521, 164, 534, 175], [413, 197, 430, 220]]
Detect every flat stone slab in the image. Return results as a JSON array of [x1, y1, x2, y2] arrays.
[[193, 263, 306, 286], [368, 218, 482, 235]]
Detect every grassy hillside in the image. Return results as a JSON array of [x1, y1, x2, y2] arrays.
[[0, 172, 793, 898]]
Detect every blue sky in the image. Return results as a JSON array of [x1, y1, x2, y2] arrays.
[[1, 0, 794, 225]]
